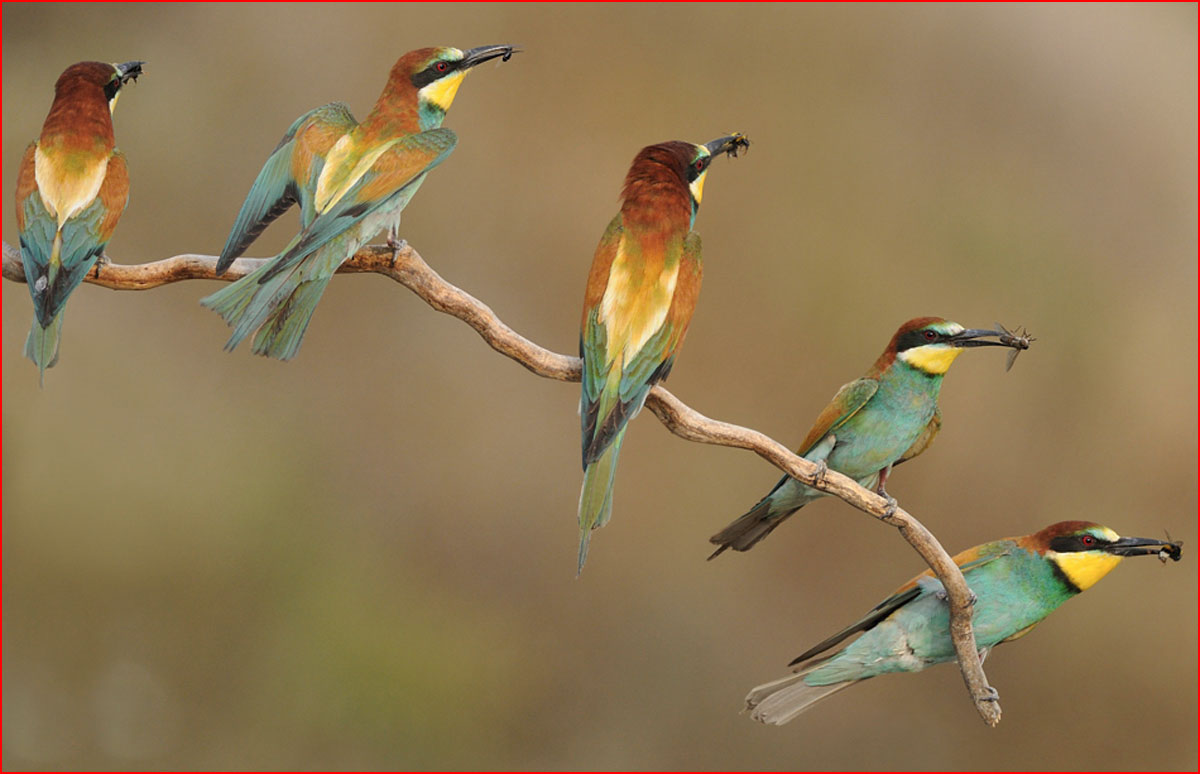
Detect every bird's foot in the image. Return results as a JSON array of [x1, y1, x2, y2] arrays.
[[810, 459, 828, 488], [979, 686, 1000, 703], [93, 254, 112, 279], [881, 494, 898, 519], [935, 588, 978, 607], [387, 236, 407, 269]]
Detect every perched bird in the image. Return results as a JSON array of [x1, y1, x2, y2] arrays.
[[710, 317, 1026, 557], [201, 45, 516, 359], [15, 60, 144, 381], [746, 520, 1183, 724], [578, 134, 750, 573]]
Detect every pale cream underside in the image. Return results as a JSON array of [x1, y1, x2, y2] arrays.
[[597, 239, 679, 365], [34, 145, 109, 226], [314, 135, 399, 213]]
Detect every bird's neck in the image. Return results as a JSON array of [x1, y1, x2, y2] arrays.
[[620, 187, 692, 236], [876, 360, 946, 393], [363, 76, 448, 136], [39, 86, 114, 156]]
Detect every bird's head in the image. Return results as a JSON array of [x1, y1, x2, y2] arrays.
[[54, 60, 143, 115], [622, 134, 749, 226], [390, 45, 516, 129], [1030, 520, 1182, 593], [887, 317, 1020, 376]]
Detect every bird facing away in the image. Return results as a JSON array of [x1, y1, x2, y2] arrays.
[[15, 60, 144, 382], [745, 520, 1182, 724], [200, 45, 516, 360], [709, 317, 1026, 557], [578, 134, 750, 573]]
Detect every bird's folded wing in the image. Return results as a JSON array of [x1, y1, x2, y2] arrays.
[[217, 102, 357, 270], [261, 127, 458, 283], [795, 377, 880, 456]]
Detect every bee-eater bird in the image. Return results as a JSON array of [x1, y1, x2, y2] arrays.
[[201, 45, 516, 360], [745, 520, 1182, 724], [709, 317, 1026, 558], [15, 60, 143, 381], [577, 133, 750, 573]]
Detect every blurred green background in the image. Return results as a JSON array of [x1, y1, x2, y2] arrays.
[[3, 3, 1196, 770]]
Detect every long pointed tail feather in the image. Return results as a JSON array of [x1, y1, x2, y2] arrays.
[[200, 263, 274, 351], [24, 311, 63, 385], [577, 430, 626, 574], [249, 277, 332, 361], [201, 256, 331, 360], [745, 664, 860, 725], [708, 477, 813, 558]]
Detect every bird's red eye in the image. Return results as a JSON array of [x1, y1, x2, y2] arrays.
[[695, 160, 705, 171], [923, 330, 937, 341], [435, 61, 449, 73], [1081, 535, 1096, 547]]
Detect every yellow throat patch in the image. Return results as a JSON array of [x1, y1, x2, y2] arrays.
[[689, 169, 708, 205], [420, 70, 468, 113], [1050, 527, 1123, 591], [899, 344, 964, 375]]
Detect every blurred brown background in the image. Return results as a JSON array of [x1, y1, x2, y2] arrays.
[[3, 3, 1196, 770]]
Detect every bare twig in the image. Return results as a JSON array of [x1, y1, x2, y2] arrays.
[[2, 240, 1002, 726]]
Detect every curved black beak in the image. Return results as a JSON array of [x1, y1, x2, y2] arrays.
[[116, 61, 144, 84], [704, 133, 751, 159], [461, 45, 518, 69], [948, 328, 1017, 349], [1107, 535, 1183, 561]]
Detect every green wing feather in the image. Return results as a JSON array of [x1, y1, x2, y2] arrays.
[[22, 186, 120, 327], [581, 231, 696, 463], [788, 549, 1010, 667], [795, 377, 880, 456], [17, 192, 58, 326], [217, 103, 357, 272], [258, 128, 457, 284]]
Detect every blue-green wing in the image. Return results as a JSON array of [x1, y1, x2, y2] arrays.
[[795, 377, 879, 456], [18, 191, 57, 324], [217, 102, 357, 272], [260, 128, 457, 284], [787, 548, 1011, 667], [21, 153, 129, 326], [580, 228, 694, 464]]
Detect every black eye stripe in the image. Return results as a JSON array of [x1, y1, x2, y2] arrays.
[[897, 329, 943, 352], [410, 59, 460, 90], [686, 156, 710, 183], [1049, 534, 1106, 553]]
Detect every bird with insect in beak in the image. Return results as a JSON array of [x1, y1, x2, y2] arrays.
[[15, 60, 143, 383], [201, 45, 517, 360], [710, 317, 1030, 557], [578, 133, 750, 573], [745, 520, 1182, 724]]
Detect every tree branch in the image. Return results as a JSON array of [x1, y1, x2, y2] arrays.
[[2, 240, 1002, 726]]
